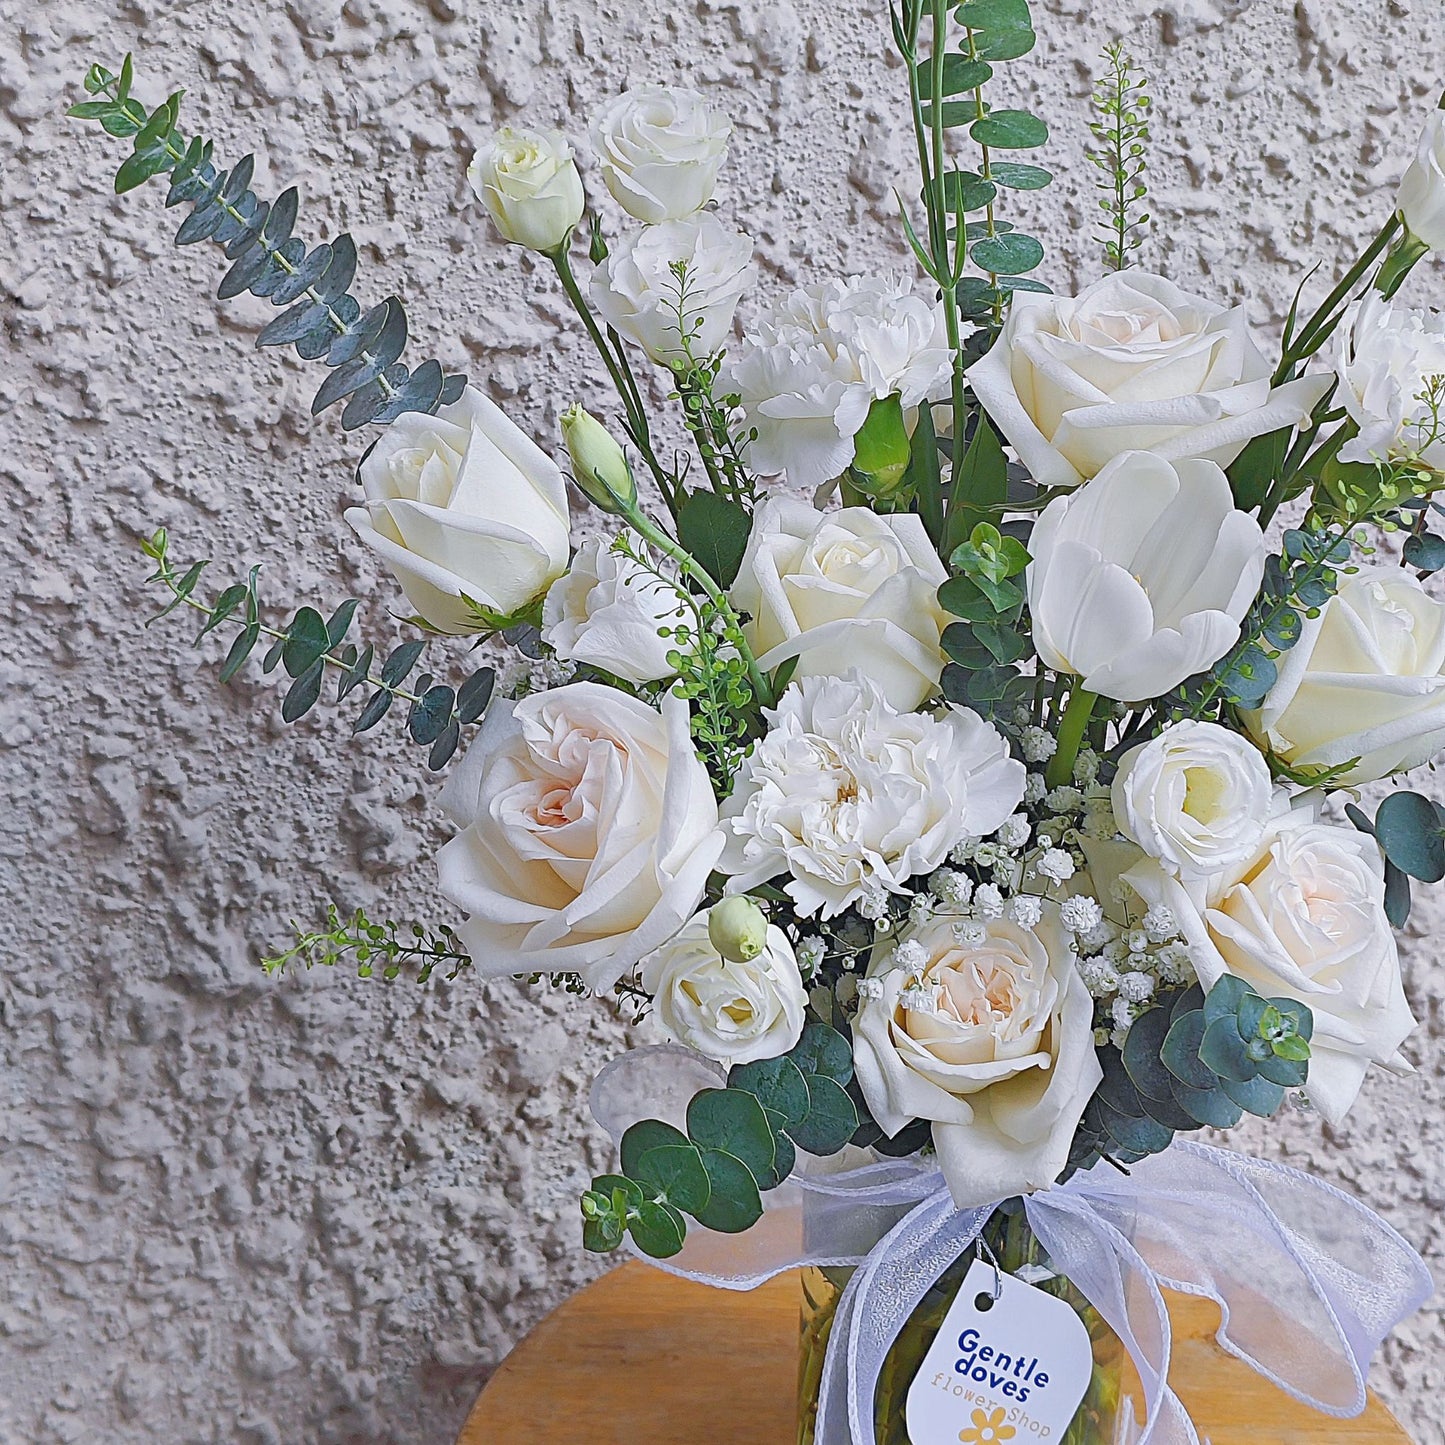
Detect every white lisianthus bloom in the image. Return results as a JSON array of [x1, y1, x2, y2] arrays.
[[726, 275, 952, 489], [1125, 806, 1416, 1124], [541, 538, 684, 685], [1241, 567, 1445, 784], [344, 387, 571, 634], [1334, 295, 1445, 470], [965, 269, 1330, 488], [729, 496, 950, 711], [467, 127, 585, 254], [590, 85, 732, 224], [1027, 451, 1266, 702], [641, 912, 805, 1065], [1397, 101, 1445, 250], [436, 683, 723, 991], [590, 214, 755, 365], [852, 906, 1101, 1210], [1112, 720, 1277, 879], [719, 673, 1026, 918]]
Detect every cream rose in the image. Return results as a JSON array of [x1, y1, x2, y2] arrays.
[[590, 214, 755, 365], [965, 269, 1329, 488], [1026, 451, 1266, 703], [541, 537, 684, 685], [1334, 295, 1445, 471], [590, 85, 732, 224], [436, 682, 723, 991], [467, 127, 585, 253], [1397, 101, 1445, 251], [344, 387, 571, 634], [641, 912, 805, 1065], [729, 496, 950, 712], [1241, 567, 1445, 784], [852, 906, 1102, 1210], [719, 673, 1025, 919], [1112, 720, 1277, 879], [1125, 807, 1416, 1124]]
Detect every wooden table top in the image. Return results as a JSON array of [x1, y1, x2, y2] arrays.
[[458, 1260, 1412, 1444]]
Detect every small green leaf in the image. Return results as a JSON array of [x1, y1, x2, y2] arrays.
[[620, 1118, 690, 1178], [1161, 1011, 1214, 1092], [1373, 791, 1445, 883], [114, 146, 166, 194], [409, 685, 456, 745], [427, 719, 462, 770], [1198, 1016, 1256, 1082], [633, 1145, 711, 1216], [940, 56, 993, 94], [380, 639, 426, 688], [219, 622, 260, 683], [457, 667, 496, 725], [728, 1055, 810, 1132], [955, 0, 1031, 28], [785, 1018, 854, 1086], [325, 598, 360, 647], [970, 110, 1049, 150], [971, 232, 1045, 276], [337, 642, 374, 702], [920, 101, 978, 129], [282, 657, 325, 723], [988, 161, 1052, 190], [281, 606, 330, 678], [686, 1088, 776, 1181], [68, 100, 116, 119], [693, 1149, 763, 1233], [677, 489, 751, 589], [352, 688, 393, 734], [582, 1207, 624, 1253], [629, 1200, 687, 1258], [788, 1074, 858, 1157], [941, 171, 998, 215], [1270, 1035, 1312, 1063], [196, 583, 249, 641]]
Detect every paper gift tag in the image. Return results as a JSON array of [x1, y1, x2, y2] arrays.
[[905, 1259, 1094, 1444]]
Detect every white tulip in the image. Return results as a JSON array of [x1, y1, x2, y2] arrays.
[[541, 537, 685, 685], [590, 85, 732, 224], [344, 387, 571, 635], [590, 213, 755, 365], [1334, 295, 1445, 471], [1125, 806, 1416, 1125], [727, 275, 952, 490], [1112, 720, 1277, 879], [436, 683, 723, 992], [729, 496, 950, 712], [965, 269, 1330, 488], [1397, 101, 1445, 251], [1027, 451, 1266, 703], [1242, 566, 1445, 783], [719, 672, 1025, 919], [852, 906, 1102, 1210], [467, 127, 585, 254], [642, 912, 805, 1066]]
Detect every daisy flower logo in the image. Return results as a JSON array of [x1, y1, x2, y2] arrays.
[[958, 1405, 1017, 1445]]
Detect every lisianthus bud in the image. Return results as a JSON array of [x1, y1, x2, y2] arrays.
[[707, 896, 768, 963], [561, 405, 636, 514], [468, 127, 585, 254]]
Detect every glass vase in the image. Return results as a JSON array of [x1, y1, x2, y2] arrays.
[[797, 1201, 1134, 1445]]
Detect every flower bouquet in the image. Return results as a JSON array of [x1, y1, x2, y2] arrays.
[[68, 2, 1442, 1440]]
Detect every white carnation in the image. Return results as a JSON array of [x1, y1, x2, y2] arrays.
[[719, 673, 1026, 918], [726, 274, 952, 489]]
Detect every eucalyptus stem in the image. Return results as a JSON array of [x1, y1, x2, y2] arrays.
[[1047, 686, 1097, 789], [962, 25, 1004, 330]]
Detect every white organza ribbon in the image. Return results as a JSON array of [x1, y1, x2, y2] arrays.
[[592, 1047, 1434, 1444]]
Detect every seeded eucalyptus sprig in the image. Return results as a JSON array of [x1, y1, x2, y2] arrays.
[[69, 56, 467, 429], [1087, 41, 1151, 271], [142, 528, 495, 769], [262, 905, 472, 981]]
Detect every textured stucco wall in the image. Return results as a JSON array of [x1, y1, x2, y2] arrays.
[[1, 0, 1443, 1441]]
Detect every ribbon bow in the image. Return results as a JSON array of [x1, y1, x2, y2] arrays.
[[592, 1047, 1432, 1444]]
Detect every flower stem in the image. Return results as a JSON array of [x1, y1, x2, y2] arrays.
[[1047, 686, 1097, 789]]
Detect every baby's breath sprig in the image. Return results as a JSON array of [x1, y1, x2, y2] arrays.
[[262, 905, 471, 981], [1087, 41, 1151, 271]]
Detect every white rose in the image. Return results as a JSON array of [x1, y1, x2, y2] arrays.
[[590, 85, 732, 224], [541, 537, 684, 685], [1241, 566, 1445, 784], [1112, 721, 1277, 879], [1125, 806, 1416, 1124], [729, 496, 950, 712], [641, 913, 805, 1065], [1334, 294, 1445, 470], [1397, 101, 1445, 250], [965, 269, 1330, 488], [436, 682, 723, 991], [344, 386, 571, 634], [1027, 451, 1266, 702], [719, 672, 1025, 919], [590, 214, 755, 365], [467, 127, 585, 254], [852, 906, 1102, 1210], [727, 275, 952, 489]]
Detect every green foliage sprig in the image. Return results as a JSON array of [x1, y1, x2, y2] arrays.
[[69, 57, 466, 429], [1073, 976, 1312, 1173], [142, 528, 495, 769], [581, 1018, 858, 1258], [1347, 790, 1445, 927], [1087, 41, 1151, 271], [262, 904, 471, 981]]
